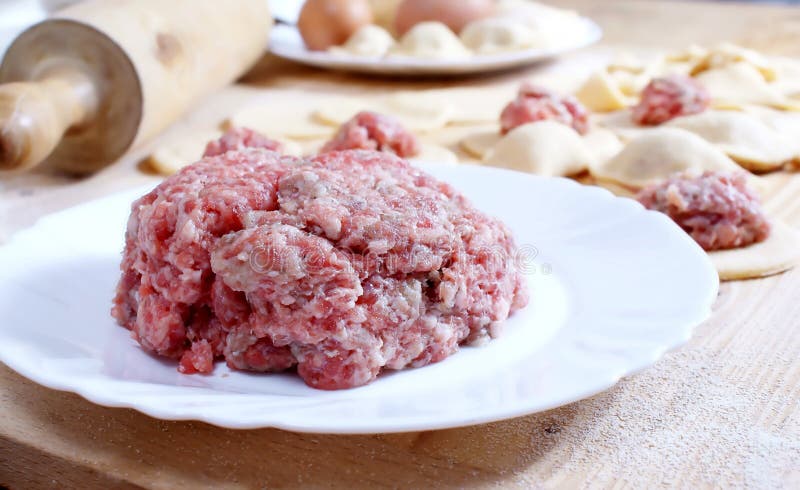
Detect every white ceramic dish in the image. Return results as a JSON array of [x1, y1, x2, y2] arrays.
[[0, 163, 717, 433], [269, 20, 602, 76]]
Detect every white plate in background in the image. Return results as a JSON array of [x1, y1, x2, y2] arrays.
[[269, 19, 602, 76]]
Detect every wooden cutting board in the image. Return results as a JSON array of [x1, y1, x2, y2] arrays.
[[2, 1, 800, 488]]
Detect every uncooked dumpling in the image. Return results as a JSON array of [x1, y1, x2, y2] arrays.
[[688, 43, 777, 82], [329, 24, 395, 57], [484, 121, 593, 177], [590, 127, 743, 189], [710, 220, 800, 280], [575, 70, 634, 112], [388, 22, 471, 59], [460, 18, 541, 54], [696, 62, 800, 111], [667, 111, 799, 171]]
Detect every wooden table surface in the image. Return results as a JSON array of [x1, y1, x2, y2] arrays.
[[2, 1, 800, 488]]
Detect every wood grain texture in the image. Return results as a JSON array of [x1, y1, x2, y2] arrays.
[[2, 1, 800, 488]]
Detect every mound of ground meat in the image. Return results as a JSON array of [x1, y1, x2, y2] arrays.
[[112, 145, 529, 390], [204, 127, 284, 157], [636, 171, 770, 251], [632, 75, 711, 126], [499, 83, 590, 135], [321, 111, 420, 157]]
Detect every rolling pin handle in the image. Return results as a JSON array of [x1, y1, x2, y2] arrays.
[[0, 69, 98, 172]]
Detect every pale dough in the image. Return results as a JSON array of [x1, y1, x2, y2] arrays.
[[710, 220, 800, 280], [460, 18, 542, 54], [666, 111, 799, 171], [313, 93, 453, 133], [409, 143, 459, 164], [388, 22, 471, 59], [427, 86, 516, 125], [593, 109, 649, 141], [483, 121, 593, 177], [494, 0, 582, 46], [583, 127, 624, 166], [148, 130, 302, 176], [695, 62, 800, 111], [226, 97, 335, 140], [590, 127, 743, 189], [687, 43, 777, 82], [575, 70, 634, 112], [329, 25, 396, 57], [148, 130, 221, 176], [460, 128, 501, 159]]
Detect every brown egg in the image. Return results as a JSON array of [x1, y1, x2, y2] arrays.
[[298, 0, 374, 51], [394, 0, 495, 36]]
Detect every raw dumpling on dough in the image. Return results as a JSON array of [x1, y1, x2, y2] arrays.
[[575, 70, 634, 112], [696, 62, 800, 111], [388, 22, 471, 59], [329, 24, 396, 57], [460, 18, 541, 54], [710, 220, 800, 280], [688, 43, 777, 82], [590, 127, 743, 189], [483, 121, 593, 177], [667, 111, 799, 171]]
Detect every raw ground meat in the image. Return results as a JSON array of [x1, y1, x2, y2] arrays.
[[113, 144, 529, 390], [632, 75, 711, 126], [204, 127, 284, 157], [499, 83, 590, 135], [321, 111, 420, 157], [636, 171, 770, 251]]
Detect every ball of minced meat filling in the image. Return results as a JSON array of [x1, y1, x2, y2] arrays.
[[113, 147, 528, 390], [320, 111, 420, 157], [636, 171, 770, 251], [499, 83, 589, 135], [204, 127, 285, 157], [632, 75, 710, 126]]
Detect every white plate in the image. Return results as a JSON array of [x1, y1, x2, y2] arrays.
[[0, 163, 717, 433], [269, 20, 602, 76]]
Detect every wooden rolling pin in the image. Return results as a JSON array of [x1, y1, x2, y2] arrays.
[[0, 0, 272, 174]]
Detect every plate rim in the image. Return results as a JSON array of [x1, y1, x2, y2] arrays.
[[268, 18, 603, 75]]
